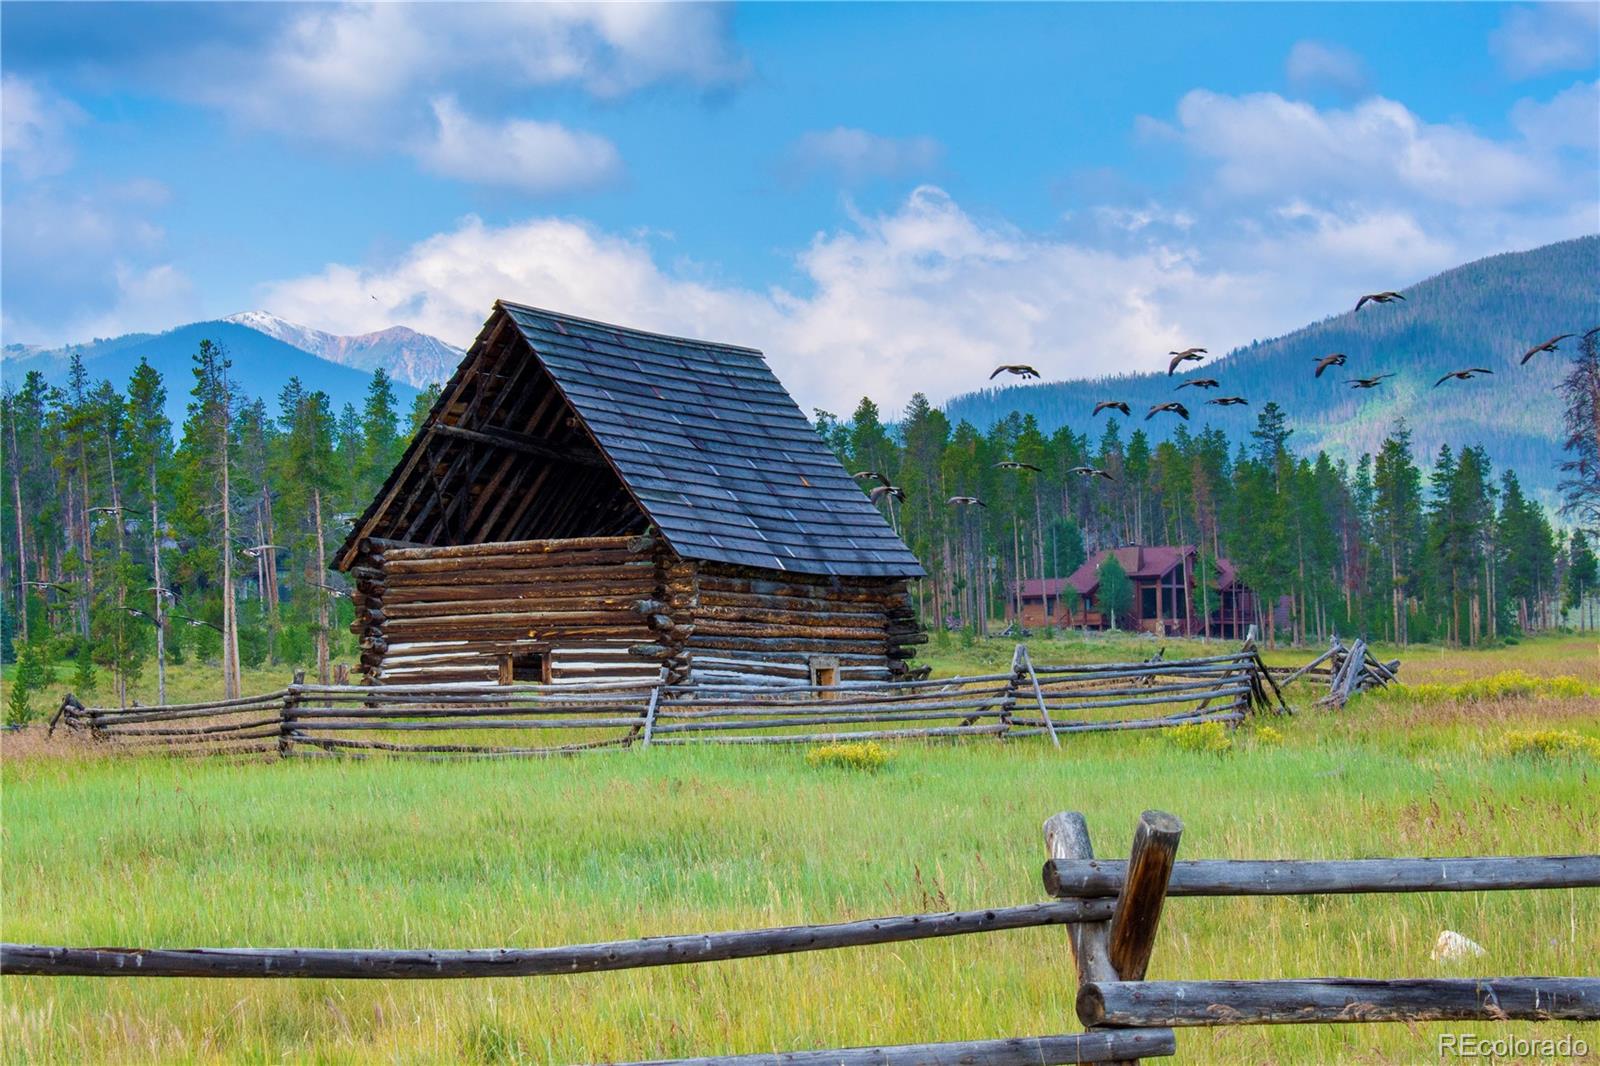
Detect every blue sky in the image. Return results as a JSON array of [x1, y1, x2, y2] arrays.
[[3, 1, 1596, 411]]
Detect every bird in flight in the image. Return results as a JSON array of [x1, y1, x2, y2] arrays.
[[869, 485, 905, 504], [1175, 378, 1220, 390], [1348, 374, 1395, 389], [1146, 401, 1190, 420], [1313, 353, 1347, 377], [990, 364, 1040, 380], [852, 470, 891, 486], [947, 496, 986, 508], [1520, 334, 1574, 364], [1433, 368, 1493, 387], [994, 459, 1043, 473], [1207, 396, 1249, 406], [1069, 466, 1116, 481], [1092, 400, 1131, 417], [1167, 351, 1206, 375], [1355, 291, 1406, 311]]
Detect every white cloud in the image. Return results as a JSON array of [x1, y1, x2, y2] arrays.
[[251, 189, 1280, 414], [417, 97, 622, 195], [190, 2, 746, 148], [1491, 3, 1600, 79], [1285, 40, 1369, 99], [1, 75, 85, 180], [0, 184, 194, 343], [1511, 79, 1600, 152], [1163, 89, 1557, 209], [786, 127, 944, 183]]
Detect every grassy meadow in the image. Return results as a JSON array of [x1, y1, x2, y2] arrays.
[[2, 632, 1598, 1064]]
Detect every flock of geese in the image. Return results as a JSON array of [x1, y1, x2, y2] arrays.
[[860, 292, 1599, 508]]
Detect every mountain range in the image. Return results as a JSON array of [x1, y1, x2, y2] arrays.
[[944, 235, 1599, 504], [1, 316, 450, 426]]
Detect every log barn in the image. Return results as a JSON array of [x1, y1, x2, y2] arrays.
[[335, 301, 925, 688]]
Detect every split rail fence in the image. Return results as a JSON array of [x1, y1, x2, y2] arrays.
[[48, 642, 1302, 759], [3, 809, 1594, 1065]]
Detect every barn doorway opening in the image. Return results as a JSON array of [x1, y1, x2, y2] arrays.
[[809, 656, 840, 698]]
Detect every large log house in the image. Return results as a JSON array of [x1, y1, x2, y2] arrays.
[[336, 301, 925, 688]]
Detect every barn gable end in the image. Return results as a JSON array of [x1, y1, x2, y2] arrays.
[[337, 302, 924, 688]]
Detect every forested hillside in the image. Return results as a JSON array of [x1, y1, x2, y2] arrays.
[[945, 236, 1599, 502]]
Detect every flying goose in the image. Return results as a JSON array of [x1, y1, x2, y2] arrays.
[[868, 485, 905, 504], [1146, 401, 1190, 420], [994, 459, 1043, 472], [947, 496, 987, 508], [1348, 373, 1395, 389], [1092, 400, 1131, 417], [1520, 334, 1574, 364], [1068, 466, 1117, 481], [1433, 368, 1493, 387], [990, 364, 1041, 380], [1313, 353, 1347, 377], [1206, 396, 1249, 406], [1175, 378, 1220, 390], [1167, 351, 1206, 375], [1355, 291, 1405, 311]]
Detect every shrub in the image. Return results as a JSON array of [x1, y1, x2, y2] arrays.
[[1493, 730, 1600, 761], [1168, 720, 1233, 754], [806, 741, 892, 772], [1253, 724, 1285, 747], [5, 642, 48, 726], [1373, 670, 1597, 705]]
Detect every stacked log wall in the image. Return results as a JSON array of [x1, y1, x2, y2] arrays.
[[683, 564, 924, 686], [349, 536, 663, 685]]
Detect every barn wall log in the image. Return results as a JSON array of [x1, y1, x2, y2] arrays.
[[355, 539, 665, 685]]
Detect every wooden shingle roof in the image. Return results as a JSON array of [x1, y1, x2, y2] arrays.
[[502, 301, 923, 578]]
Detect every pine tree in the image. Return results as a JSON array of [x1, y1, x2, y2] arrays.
[[125, 359, 171, 702]]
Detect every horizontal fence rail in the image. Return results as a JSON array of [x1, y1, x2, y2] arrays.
[[48, 642, 1302, 759], [0, 901, 1114, 980], [1044, 855, 1600, 898], [620, 1029, 1181, 1066], [1078, 978, 1600, 1028]]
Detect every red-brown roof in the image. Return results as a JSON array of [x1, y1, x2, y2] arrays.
[[1017, 546, 1242, 599]]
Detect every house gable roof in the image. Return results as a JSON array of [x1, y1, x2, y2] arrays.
[[1017, 546, 1242, 599], [338, 301, 924, 579]]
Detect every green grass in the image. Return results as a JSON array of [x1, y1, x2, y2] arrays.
[[2, 634, 1598, 1064]]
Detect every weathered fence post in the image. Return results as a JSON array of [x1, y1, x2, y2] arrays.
[[281, 670, 304, 759], [640, 666, 667, 749], [1044, 814, 1120, 991], [1105, 810, 1183, 983], [1017, 645, 1060, 747]]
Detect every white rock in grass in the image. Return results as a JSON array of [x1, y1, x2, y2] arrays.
[[1431, 930, 1486, 961]]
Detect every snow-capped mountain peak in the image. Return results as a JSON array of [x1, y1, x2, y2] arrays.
[[223, 311, 461, 388]]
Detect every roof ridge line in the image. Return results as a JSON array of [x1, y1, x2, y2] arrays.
[[496, 299, 764, 355]]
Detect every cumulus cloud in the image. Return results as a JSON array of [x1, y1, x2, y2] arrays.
[[1, 74, 85, 180], [187, 2, 746, 148], [417, 97, 623, 195], [1157, 89, 1557, 209], [1285, 40, 1370, 99], [251, 189, 1295, 413], [786, 127, 944, 183], [1511, 79, 1600, 153], [1491, 3, 1600, 79], [1, 183, 195, 342]]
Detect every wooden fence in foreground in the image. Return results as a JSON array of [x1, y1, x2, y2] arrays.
[[4, 810, 1594, 1065], [49, 641, 1309, 759]]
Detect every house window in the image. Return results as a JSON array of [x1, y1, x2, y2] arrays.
[[809, 656, 840, 698], [1140, 585, 1158, 618], [500, 649, 551, 686]]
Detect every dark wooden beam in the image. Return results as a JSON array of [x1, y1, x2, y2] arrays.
[[432, 422, 606, 468]]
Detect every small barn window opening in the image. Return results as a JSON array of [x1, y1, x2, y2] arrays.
[[500, 649, 551, 686], [809, 656, 840, 698]]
